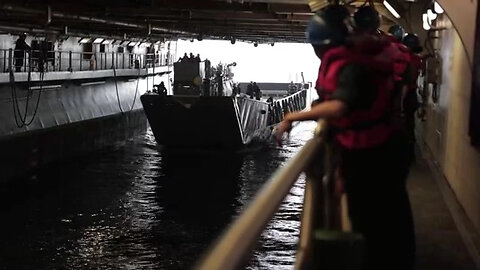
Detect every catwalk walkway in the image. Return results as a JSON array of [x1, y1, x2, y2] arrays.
[[409, 146, 480, 270]]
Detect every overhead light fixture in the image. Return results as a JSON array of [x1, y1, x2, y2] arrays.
[[29, 84, 62, 90], [128, 41, 138, 46], [434, 1, 444, 14], [383, 0, 401, 19], [79, 37, 91, 43], [80, 81, 106, 86], [422, 13, 431, 30], [427, 9, 437, 21], [102, 39, 114, 44], [93, 38, 104, 44]]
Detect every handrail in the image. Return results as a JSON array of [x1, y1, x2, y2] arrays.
[[196, 120, 331, 270], [0, 48, 174, 73]]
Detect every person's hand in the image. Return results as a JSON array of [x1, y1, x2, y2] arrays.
[[274, 119, 293, 145]]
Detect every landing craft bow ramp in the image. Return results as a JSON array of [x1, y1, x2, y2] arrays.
[[0, 0, 403, 43]]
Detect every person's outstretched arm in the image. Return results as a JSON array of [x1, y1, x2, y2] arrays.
[[274, 100, 347, 143]]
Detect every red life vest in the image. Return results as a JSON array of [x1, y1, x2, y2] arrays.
[[381, 33, 411, 82], [388, 43, 411, 82], [409, 53, 422, 89], [315, 45, 395, 150]]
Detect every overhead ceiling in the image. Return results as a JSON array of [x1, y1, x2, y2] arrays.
[[0, 0, 404, 43]]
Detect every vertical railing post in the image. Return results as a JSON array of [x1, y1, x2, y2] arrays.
[[27, 51, 31, 72], [23, 51, 26, 72], [122, 53, 125, 69], [8, 49, 12, 72], [80, 53, 83, 71], [68, 51, 72, 72], [3, 50, 6, 72], [59, 51, 62, 71], [46, 51, 49, 72], [111, 52, 114, 69]]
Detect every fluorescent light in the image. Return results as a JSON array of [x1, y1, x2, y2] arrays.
[[423, 13, 431, 30], [79, 38, 91, 43], [93, 38, 104, 44], [80, 81, 106, 86], [434, 1, 444, 14], [427, 9, 437, 21], [383, 0, 401, 19], [29, 84, 62, 90], [102, 39, 114, 44]]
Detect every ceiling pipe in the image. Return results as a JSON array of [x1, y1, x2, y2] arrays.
[[0, 3, 301, 43], [0, 22, 176, 44], [0, 4, 194, 36], [0, 24, 60, 35]]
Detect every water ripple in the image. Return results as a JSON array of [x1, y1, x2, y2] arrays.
[[0, 121, 317, 269]]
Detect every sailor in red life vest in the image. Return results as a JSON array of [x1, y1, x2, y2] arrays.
[[386, 26, 414, 132], [387, 25, 412, 90], [275, 4, 415, 270]]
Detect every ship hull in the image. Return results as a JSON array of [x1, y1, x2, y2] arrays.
[[0, 71, 168, 182], [0, 108, 146, 181]]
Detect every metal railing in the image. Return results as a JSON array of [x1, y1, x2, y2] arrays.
[[196, 120, 354, 270], [1, 49, 175, 73]]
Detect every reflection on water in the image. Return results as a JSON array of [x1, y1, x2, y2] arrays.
[[0, 122, 316, 269]]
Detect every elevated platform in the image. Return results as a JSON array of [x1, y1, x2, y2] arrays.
[[0, 66, 171, 84]]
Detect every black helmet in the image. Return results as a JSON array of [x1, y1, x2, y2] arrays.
[[388, 25, 405, 42], [354, 6, 380, 31], [403, 33, 420, 50], [306, 5, 350, 46]]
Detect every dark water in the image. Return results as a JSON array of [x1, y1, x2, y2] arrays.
[[0, 122, 316, 270]]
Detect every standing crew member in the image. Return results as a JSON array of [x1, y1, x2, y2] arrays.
[[253, 82, 261, 100], [386, 25, 413, 133], [355, 9, 414, 162], [14, 33, 31, 72], [247, 81, 254, 98], [275, 4, 415, 269], [403, 33, 423, 158]]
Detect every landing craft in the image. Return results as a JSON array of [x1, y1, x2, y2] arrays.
[[141, 58, 308, 149]]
